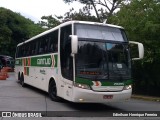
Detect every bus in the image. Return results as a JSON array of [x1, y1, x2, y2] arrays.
[[0, 55, 14, 69], [15, 21, 144, 103]]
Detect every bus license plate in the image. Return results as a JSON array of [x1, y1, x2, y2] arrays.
[[103, 95, 113, 99]]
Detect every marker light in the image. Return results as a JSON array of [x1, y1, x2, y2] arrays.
[[74, 83, 91, 90], [79, 99, 84, 102], [123, 85, 132, 90]]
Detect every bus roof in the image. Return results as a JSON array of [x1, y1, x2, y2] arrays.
[[17, 20, 124, 47]]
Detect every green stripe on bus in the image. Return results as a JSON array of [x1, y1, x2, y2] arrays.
[[15, 54, 58, 67], [75, 77, 132, 86], [31, 55, 52, 67], [75, 77, 93, 85]]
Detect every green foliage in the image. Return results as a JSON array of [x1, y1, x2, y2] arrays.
[[63, 9, 99, 22], [63, 0, 130, 22], [110, 0, 160, 96], [0, 7, 44, 57], [38, 15, 61, 29]]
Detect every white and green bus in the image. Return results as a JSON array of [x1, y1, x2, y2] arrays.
[[15, 21, 144, 103]]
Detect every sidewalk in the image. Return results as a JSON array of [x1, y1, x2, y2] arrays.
[[132, 94, 160, 102]]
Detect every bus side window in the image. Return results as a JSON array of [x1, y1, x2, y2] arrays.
[[35, 41, 38, 55], [50, 44, 58, 52], [27, 44, 31, 56], [38, 36, 49, 54], [44, 37, 49, 53], [31, 41, 36, 56], [39, 48, 44, 54], [55, 44, 58, 52], [49, 30, 58, 53], [22, 46, 26, 57], [17, 47, 19, 57], [38, 38, 44, 54], [16, 47, 19, 58], [50, 44, 54, 52]]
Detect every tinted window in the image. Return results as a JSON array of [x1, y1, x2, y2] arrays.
[[75, 24, 127, 42], [16, 30, 58, 58]]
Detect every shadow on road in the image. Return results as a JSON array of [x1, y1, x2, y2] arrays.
[[66, 102, 121, 111], [17, 80, 48, 96]]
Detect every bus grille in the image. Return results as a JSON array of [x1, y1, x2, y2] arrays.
[[91, 86, 124, 92]]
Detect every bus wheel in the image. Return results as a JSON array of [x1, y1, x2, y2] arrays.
[[18, 73, 21, 83], [20, 74, 25, 87], [49, 81, 60, 102]]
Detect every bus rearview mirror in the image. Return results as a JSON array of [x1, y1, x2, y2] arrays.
[[70, 35, 78, 54], [129, 41, 144, 60]]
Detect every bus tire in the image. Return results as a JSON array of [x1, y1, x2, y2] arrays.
[[18, 72, 21, 82], [20, 74, 26, 87], [49, 80, 60, 102]]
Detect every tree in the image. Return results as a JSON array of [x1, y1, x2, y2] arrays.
[[38, 8, 99, 28], [63, 0, 130, 22], [110, 0, 160, 96], [0, 7, 44, 57], [38, 15, 61, 29], [63, 8, 99, 22], [110, 0, 160, 61]]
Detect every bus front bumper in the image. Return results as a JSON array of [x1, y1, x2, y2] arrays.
[[72, 87, 132, 103]]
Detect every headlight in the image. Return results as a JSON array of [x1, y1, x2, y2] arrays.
[[74, 83, 91, 90], [123, 85, 132, 90]]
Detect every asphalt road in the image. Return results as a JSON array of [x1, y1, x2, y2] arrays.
[[0, 72, 160, 120]]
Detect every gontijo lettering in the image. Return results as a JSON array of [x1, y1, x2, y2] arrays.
[[37, 58, 51, 65]]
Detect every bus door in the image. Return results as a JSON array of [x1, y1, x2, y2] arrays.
[[60, 25, 74, 101], [60, 43, 74, 101]]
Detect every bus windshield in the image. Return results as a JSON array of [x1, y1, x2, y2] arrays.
[[75, 40, 131, 82], [75, 23, 127, 42]]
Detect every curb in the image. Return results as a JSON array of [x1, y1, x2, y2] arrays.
[[131, 95, 160, 102]]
